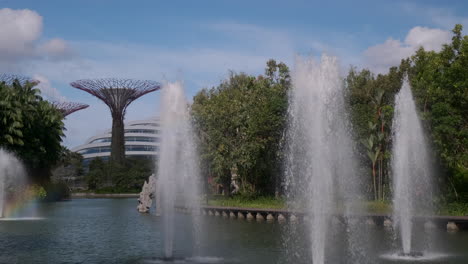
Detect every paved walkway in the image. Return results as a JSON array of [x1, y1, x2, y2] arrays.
[[186, 205, 468, 229]]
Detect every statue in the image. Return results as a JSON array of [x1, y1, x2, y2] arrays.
[[137, 174, 157, 213], [230, 167, 240, 195]]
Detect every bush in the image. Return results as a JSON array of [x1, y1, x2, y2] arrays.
[[84, 157, 154, 193], [437, 202, 468, 216], [43, 181, 70, 201]]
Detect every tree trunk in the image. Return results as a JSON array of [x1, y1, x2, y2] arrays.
[[372, 163, 377, 201], [111, 114, 125, 164], [448, 176, 459, 200], [379, 158, 383, 200]]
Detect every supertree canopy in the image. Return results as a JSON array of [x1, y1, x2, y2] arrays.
[[0, 74, 39, 85], [51, 101, 90, 117], [70, 78, 161, 164]]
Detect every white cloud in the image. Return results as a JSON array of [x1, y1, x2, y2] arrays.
[[0, 8, 73, 71], [405, 27, 451, 51], [33, 74, 67, 102], [0, 8, 42, 59], [363, 26, 451, 73], [38, 38, 73, 59]]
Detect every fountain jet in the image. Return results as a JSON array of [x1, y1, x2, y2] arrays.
[[392, 78, 433, 255], [285, 55, 358, 263], [0, 149, 26, 218], [157, 81, 202, 259]]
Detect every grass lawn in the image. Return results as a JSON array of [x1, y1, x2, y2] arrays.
[[205, 196, 468, 216], [207, 196, 286, 209]]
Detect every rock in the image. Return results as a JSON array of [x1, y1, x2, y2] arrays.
[[238, 212, 245, 220], [424, 221, 436, 229], [137, 174, 157, 213], [246, 212, 254, 220], [447, 221, 459, 232], [278, 214, 286, 223], [266, 214, 275, 222], [365, 218, 376, 226], [229, 212, 236, 219], [383, 219, 392, 227], [222, 211, 228, 218], [290, 214, 298, 222], [256, 213, 265, 222]]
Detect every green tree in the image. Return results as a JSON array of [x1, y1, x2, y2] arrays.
[[408, 24, 468, 200], [192, 59, 290, 196], [0, 79, 65, 184], [86, 158, 106, 190], [345, 66, 403, 200], [85, 157, 154, 192]]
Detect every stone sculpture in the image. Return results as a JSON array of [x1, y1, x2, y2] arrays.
[[137, 174, 157, 213]]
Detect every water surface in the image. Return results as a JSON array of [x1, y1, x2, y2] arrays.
[[0, 199, 467, 263]]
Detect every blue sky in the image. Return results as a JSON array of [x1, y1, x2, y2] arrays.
[[0, 0, 467, 147]]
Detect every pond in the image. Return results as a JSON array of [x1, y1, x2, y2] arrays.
[[0, 198, 467, 263]]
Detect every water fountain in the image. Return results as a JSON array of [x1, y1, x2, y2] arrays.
[[157, 81, 202, 260], [284, 55, 359, 264], [0, 148, 27, 219], [391, 78, 433, 258]]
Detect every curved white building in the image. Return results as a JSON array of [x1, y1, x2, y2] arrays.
[[72, 117, 160, 165]]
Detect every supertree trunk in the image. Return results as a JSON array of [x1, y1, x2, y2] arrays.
[[111, 113, 126, 164], [70, 78, 161, 165]]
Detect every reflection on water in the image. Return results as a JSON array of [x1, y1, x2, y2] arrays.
[[0, 199, 467, 263], [0, 217, 44, 221]]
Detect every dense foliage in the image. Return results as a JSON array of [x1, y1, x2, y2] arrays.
[[407, 24, 468, 200], [344, 66, 404, 200], [0, 79, 65, 184], [192, 60, 290, 196], [85, 158, 155, 193], [345, 24, 468, 202]]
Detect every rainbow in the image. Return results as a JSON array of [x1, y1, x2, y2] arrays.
[[1, 185, 40, 218]]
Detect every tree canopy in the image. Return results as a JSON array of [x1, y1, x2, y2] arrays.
[[407, 24, 468, 200], [345, 24, 468, 202], [192, 60, 290, 196], [0, 79, 65, 183]]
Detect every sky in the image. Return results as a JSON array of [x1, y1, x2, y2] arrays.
[[0, 0, 467, 148]]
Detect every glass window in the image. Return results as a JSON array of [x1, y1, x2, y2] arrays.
[[77, 146, 111, 154], [124, 136, 159, 142], [130, 123, 159, 127], [124, 129, 159, 134], [89, 138, 112, 144], [90, 136, 158, 144], [125, 145, 158, 152]]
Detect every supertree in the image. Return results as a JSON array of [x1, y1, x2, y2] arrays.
[[0, 74, 39, 85], [51, 101, 90, 117], [70, 78, 161, 164]]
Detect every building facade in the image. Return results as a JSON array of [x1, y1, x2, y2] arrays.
[[72, 117, 160, 165]]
